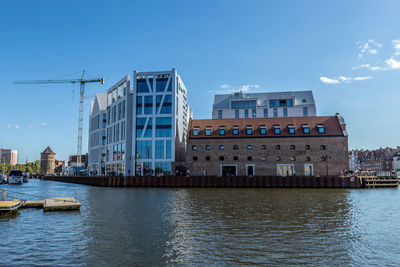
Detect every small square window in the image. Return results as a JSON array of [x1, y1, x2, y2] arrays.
[[290, 145, 295, 150], [261, 145, 266, 150], [275, 145, 280, 150], [206, 156, 211, 161], [192, 145, 197, 151], [193, 156, 198, 161], [276, 156, 281, 161], [205, 145, 210, 150], [247, 145, 252, 150], [233, 127, 239, 135], [246, 127, 253, 135], [247, 156, 252, 161], [317, 124, 325, 134], [233, 156, 238, 161], [288, 125, 295, 134], [320, 145, 327, 150], [260, 127, 267, 135], [205, 128, 212, 136], [302, 125, 310, 134], [305, 145, 310, 150], [233, 145, 238, 150], [274, 125, 281, 134], [193, 128, 199, 136], [219, 128, 225, 136], [306, 156, 311, 161], [290, 156, 296, 161], [261, 156, 266, 161], [219, 145, 224, 150]]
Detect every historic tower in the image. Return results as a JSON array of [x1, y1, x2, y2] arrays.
[[40, 146, 56, 175]]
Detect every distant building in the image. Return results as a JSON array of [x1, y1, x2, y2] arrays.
[[186, 114, 348, 176], [54, 160, 66, 174], [212, 91, 316, 119], [40, 147, 56, 174], [349, 147, 398, 172], [0, 148, 18, 166], [393, 152, 400, 171], [68, 154, 88, 168]]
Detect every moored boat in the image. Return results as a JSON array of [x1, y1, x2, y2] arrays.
[[0, 199, 21, 213], [8, 170, 24, 184]]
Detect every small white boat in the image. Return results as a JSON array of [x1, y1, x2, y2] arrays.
[[8, 170, 24, 184]]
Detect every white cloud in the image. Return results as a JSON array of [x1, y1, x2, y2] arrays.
[[392, 39, 400, 55], [320, 76, 372, 84], [352, 64, 383, 71], [357, 39, 382, 58], [320, 77, 340, 84], [213, 84, 260, 94], [353, 76, 372, 81], [385, 57, 400, 70], [38, 122, 48, 127]]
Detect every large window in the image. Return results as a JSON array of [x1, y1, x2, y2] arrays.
[[264, 108, 268, 117], [136, 118, 146, 137], [235, 110, 239, 118], [136, 96, 142, 115], [136, 141, 152, 159], [283, 108, 288, 117], [273, 108, 278, 117], [143, 118, 152, 137], [155, 162, 171, 176], [156, 78, 168, 92], [252, 109, 256, 117], [245, 110, 249, 118], [303, 107, 308, 116], [269, 99, 293, 107], [218, 110, 222, 118], [161, 95, 172, 114], [144, 96, 153, 114], [156, 140, 164, 159], [156, 117, 172, 137], [231, 100, 256, 109], [137, 79, 149, 93], [166, 140, 172, 159]]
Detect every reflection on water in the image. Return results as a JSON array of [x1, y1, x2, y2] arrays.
[[1, 180, 400, 266]]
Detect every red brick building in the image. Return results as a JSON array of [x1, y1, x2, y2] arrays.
[[185, 114, 348, 176]]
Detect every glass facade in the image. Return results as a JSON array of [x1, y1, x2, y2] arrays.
[[156, 140, 164, 159], [156, 117, 172, 137], [144, 96, 153, 114], [136, 96, 142, 115], [269, 99, 293, 107], [136, 141, 152, 159]]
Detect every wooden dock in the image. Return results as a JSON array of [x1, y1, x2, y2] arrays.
[[43, 197, 81, 211], [21, 200, 44, 208]]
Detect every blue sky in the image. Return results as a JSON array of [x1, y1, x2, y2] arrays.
[[0, 0, 399, 162]]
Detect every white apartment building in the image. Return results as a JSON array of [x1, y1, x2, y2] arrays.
[[212, 91, 316, 119], [88, 69, 190, 176]]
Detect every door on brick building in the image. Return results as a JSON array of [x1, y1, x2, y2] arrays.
[[304, 164, 314, 176], [246, 164, 255, 176], [221, 165, 237, 176], [277, 164, 295, 176]]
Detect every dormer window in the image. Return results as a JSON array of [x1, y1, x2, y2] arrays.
[[193, 127, 200, 136], [246, 126, 253, 135], [260, 125, 267, 135], [302, 124, 310, 134], [288, 124, 295, 134], [205, 127, 212, 136], [317, 124, 325, 134], [219, 126, 226, 136], [273, 125, 281, 134], [233, 126, 239, 135]]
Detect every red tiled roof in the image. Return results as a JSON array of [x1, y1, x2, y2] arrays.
[[189, 116, 344, 138]]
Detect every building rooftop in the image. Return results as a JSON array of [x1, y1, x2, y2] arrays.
[[189, 116, 345, 138]]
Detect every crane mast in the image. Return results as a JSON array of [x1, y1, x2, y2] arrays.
[[14, 70, 104, 168]]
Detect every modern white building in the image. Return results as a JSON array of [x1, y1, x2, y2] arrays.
[[0, 148, 18, 166], [88, 69, 190, 176], [212, 91, 316, 119], [133, 69, 190, 176]]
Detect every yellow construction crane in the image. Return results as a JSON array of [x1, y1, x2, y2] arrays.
[[14, 70, 104, 167]]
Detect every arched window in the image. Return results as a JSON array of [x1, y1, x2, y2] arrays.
[[290, 156, 296, 161], [193, 156, 198, 161], [219, 156, 224, 161], [290, 145, 295, 150], [275, 145, 280, 150], [306, 156, 311, 162], [305, 145, 311, 150]]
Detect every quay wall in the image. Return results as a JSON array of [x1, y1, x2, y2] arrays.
[[41, 175, 362, 188]]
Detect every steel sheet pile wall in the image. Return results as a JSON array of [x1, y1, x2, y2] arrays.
[[42, 175, 361, 188]]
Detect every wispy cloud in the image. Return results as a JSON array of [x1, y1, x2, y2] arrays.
[[6, 124, 19, 129], [212, 84, 260, 94], [352, 64, 383, 71], [320, 76, 372, 84], [356, 39, 382, 58], [393, 39, 400, 55], [28, 122, 48, 129]]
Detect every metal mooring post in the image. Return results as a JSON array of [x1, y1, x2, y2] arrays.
[[2, 188, 6, 201]]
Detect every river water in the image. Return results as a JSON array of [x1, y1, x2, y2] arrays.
[[1, 179, 399, 266]]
